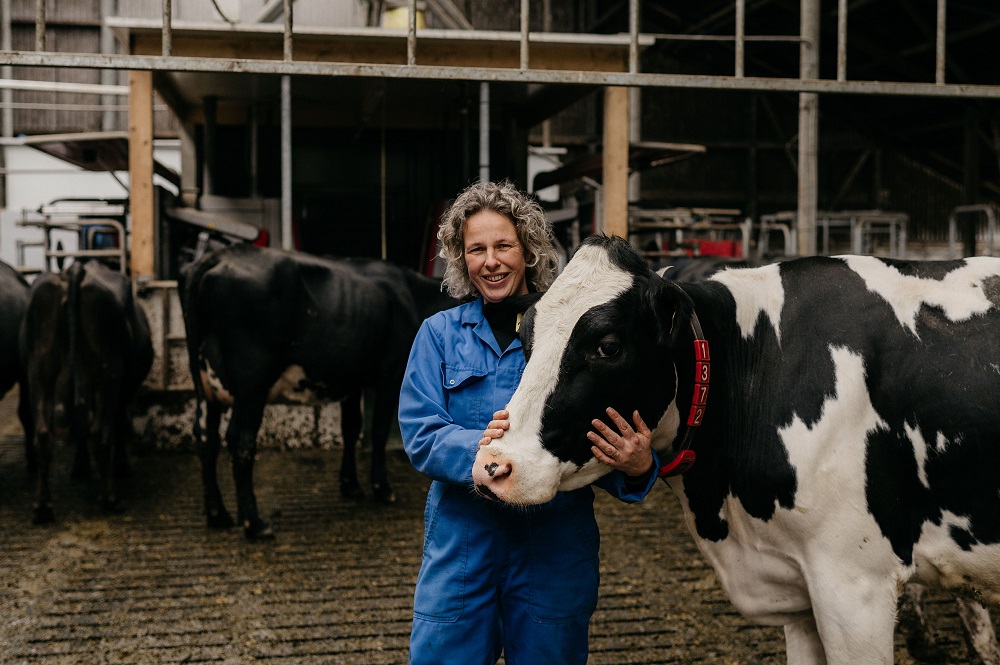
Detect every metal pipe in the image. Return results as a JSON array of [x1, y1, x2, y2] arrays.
[[936, 0, 947, 84], [735, 0, 745, 78], [1, 0, 11, 138], [162, 0, 172, 57], [797, 0, 820, 256], [34, 0, 44, 51], [100, 0, 115, 131], [520, 0, 529, 70], [836, 0, 847, 82], [479, 82, 489, 183], [2, 51, 1000, 100], [284, 0, 293, 61], [629, 0, 639, 75], [407, 0, 416, 66], [281, 75, 292, 249]]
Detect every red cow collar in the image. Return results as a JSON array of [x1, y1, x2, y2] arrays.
[[658, 310, 709, 478]]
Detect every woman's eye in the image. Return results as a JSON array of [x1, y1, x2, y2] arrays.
[[597, 341, 621, 358]]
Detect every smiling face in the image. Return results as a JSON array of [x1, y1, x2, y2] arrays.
[[463, 209, 529, 303]]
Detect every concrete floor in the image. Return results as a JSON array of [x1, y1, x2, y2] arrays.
[[0, 390, 988, 664]]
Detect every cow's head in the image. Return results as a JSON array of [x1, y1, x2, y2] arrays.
[[472, 235, 694, 505]]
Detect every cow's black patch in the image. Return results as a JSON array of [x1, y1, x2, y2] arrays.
[[535, 242, 1000, 558]]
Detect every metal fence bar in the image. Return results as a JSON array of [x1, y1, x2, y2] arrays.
[[629, 0, 639, 75], [34, 0, 44, 51], [936, 0, 947, 84], [836, 0, 847, 82], [162, 0, 171, 57], [735, 0, 745, 78], [520, 0, 529, 70], [407, 0, 416, 65], [283, 0, 293, 61], [1, 50, 998, 99]]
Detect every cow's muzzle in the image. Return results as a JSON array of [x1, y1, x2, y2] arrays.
[[472, 449, 513, 502]]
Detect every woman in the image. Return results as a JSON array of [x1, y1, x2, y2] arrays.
[[399, 180, 659, 665]]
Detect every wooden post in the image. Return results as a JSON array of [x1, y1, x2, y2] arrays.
[[602, 86, 629, 239], [129, 70, 155, 277]]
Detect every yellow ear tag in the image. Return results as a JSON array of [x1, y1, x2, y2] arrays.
[[515, 313, 523, 333]]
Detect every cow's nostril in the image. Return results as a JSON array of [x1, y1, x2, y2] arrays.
[[485, 462, 499, 477]]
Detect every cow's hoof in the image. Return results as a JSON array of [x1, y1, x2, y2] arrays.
[[32, 505, 55, 525], [243, 518, 274, 541], [339, 479, 364, 500], [206, 509, 235, 529], [372, 484, 396, 504]]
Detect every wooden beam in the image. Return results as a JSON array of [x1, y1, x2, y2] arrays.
[[602, 86, 629, 238], [129, 70, 155, 277], [127, 31, 634, 72]]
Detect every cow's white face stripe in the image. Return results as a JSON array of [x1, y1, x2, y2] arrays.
[[711, 263, 784, 343], [844, 255, 999, 336], [496, 244, 634, 494]]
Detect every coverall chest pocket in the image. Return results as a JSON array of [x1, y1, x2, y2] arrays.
[[442, 364, 489, 426]]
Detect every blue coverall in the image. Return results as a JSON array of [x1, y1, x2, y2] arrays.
[[399, 297, 659, 665]]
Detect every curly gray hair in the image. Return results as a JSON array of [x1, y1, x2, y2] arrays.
[[437, 180, 557, 301]]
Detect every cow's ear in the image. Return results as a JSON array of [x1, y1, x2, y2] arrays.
[[645, 273, 694, 348]]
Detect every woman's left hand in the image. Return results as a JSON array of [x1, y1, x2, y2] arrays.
[[588, 408, 653, 478]]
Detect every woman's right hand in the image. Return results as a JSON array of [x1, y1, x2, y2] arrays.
[[479, 409, 509, 447]]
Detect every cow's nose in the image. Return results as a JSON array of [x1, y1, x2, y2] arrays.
[[472, 453, 513, 501]]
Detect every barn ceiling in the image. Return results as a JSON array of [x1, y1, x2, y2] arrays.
[[591, 0, 1000, 196]]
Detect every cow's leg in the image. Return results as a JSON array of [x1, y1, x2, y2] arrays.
[[956, 597, 1000, 665], [226, 396, 271, 540], [338, 391, 363, 499], [784, 617, 827, 665], [197, 398, 233, 529], [113, 404, 133, 480], [18, 384, 36, 477], [70, 401, 91, 481], [94, 421, 124, 513], [368, 390, 396, 503], [31, 426, 54, 524], [807, 574, 897, 665], [898, 583, 944, 661]]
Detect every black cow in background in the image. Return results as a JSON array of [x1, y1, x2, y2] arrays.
[[0, 260, 33, 469], [179, 245, 456, 540], [21, 260, 153, 523]]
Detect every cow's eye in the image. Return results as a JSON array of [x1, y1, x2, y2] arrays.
[[597, 339, 621, 358]]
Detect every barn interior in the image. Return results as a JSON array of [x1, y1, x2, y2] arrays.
[[0, 6, 999, 661], [1, 0, 996, 281]]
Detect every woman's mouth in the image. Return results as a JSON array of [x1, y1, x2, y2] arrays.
[[483, 273, 509, 283]]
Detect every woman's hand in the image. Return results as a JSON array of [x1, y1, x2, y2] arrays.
[[479, 409, 509, 447], [588, 408, 653, 478]]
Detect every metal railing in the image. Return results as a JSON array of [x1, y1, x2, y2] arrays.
[[17, 202, 128, 274], [0, 0, 996, 100]]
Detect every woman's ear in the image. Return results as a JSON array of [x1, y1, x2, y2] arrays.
[[644, 273, 694, 348]]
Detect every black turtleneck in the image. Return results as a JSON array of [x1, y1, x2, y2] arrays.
[[483, 297, 526, 352]]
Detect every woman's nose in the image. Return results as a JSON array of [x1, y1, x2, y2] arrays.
[[484, 249, 501, 267]]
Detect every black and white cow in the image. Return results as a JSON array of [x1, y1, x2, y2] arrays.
[[0, 260, 33, 471], [179, 244, 456, 540], [21, 260, 153, 523], [473, 234, 1000, 664]]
